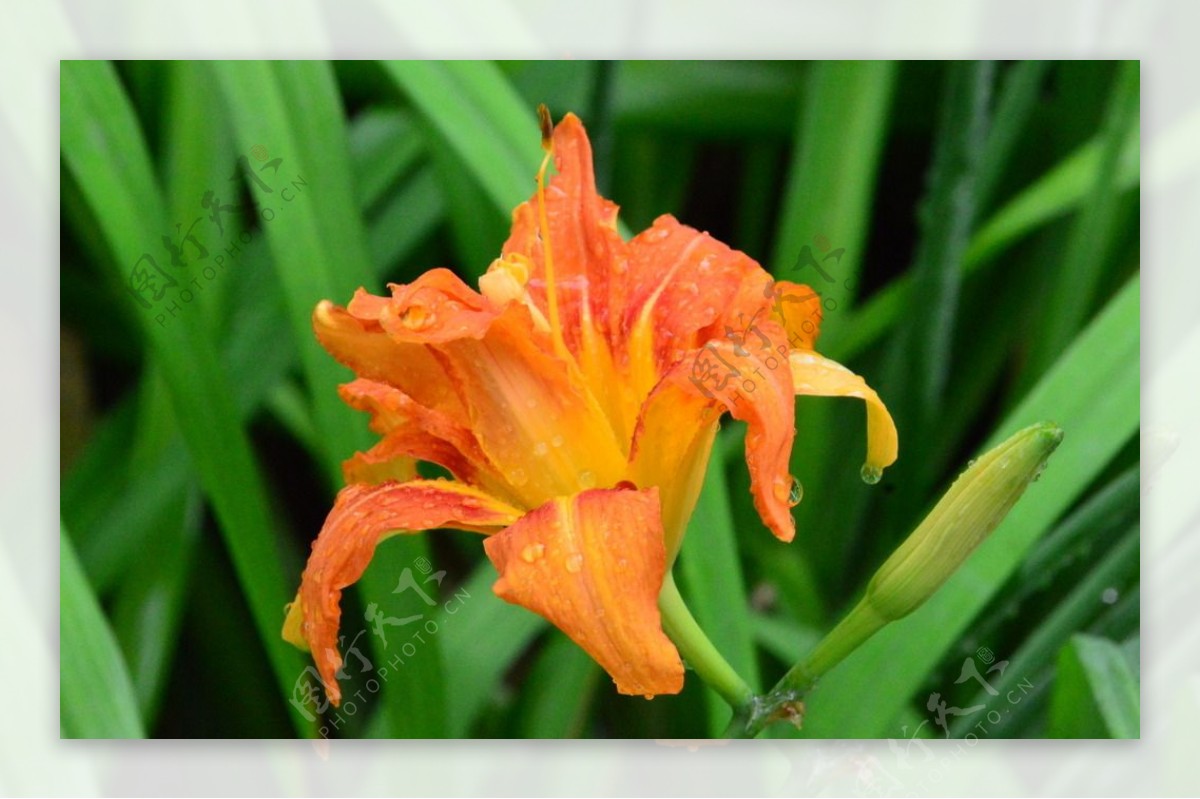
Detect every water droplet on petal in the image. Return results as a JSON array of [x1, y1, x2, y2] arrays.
[[787, 476, 803, 507], [772, 475, 802, 507], [509, 467, 528, 486], [525, 397, 538, 409], [551, 434, 564, 448], [533, 441, 549, 456], [860, 464, 883, 485], [521, 543, 545, 563], [578, 470, 596, 488], [565, 553, 584, 573]]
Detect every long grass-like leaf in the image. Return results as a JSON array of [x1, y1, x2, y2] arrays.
[[678, 430, 761, 734], [441, 562, 546, 737], [212, 60, 444, 737], [60, 526, 144, 739], [800, 276, 1139, 737], [518, 633, 600, 738], [382, 60, 538, 215], [60, 60, 312, 734], [950, 527, 1138, 736], [1027, 61, 1140, 379], [1049, 633, 1140, 738], [774, 61, 896, 599], [830, 123, 1139, 362]]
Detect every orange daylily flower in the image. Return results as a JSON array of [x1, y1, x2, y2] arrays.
[[282, 110, 898, 705]]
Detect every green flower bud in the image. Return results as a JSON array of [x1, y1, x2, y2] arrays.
[[866, 422, 1064, 622]]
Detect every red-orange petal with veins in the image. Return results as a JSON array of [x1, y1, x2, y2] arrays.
[[770, 279, 824, 351], [312, 300, 464, 420], [621, 215, 773, 401], [337, 378, 495, 483], [502, 112, 627, 350], [435, 304, 629, 507], [483, 487, 685, 697], [286, 480, 522, 705], [627, 375, 722, 555], [378, 268, 499, 345], [675, 325, 799, 542]]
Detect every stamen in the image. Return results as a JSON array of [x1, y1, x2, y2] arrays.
[[536, 104, 570, 361]]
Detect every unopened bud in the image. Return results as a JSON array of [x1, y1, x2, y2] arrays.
[[866, 422, 1064, 621]]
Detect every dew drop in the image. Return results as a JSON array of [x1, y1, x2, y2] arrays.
[[787, 476, 804, 507], [578, 470, 596, 488], [551, 434, 564, 448], [525, 397, 538, 409], [521, 543, 545, 563], [533, 441, 549, 456], [860, 464, 883, 485], [565, 553, 584, 573], [1101, 587, 1119, 604], [509, 467, 528, 486]]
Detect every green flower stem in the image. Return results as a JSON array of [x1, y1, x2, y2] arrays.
[[658, 571, 755, 713], [724, 422, 1064, 738], [723, 598, 888, 738]]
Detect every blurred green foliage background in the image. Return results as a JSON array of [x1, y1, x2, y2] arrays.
[[59, 60, 1139, 739]]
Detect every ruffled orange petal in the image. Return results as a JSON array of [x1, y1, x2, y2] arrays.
[[337, 378, 504, 493], [435, 305, 628, 507], [482, 487, 684, 697], [284, 480, 522, 705], [622, 215, 772, 403], [378, 268, 499, 344], [770, 279, 824, 351], [341, 440, 420, 485], [313, 299, 464, 421], [628, 376, 721, 556], [501, 114, 635, 442], [502, 112, 626, 349], [679, 322, 800, 542], [790, 349, 899, 475]]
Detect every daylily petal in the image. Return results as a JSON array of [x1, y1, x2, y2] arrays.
[[435, 304, 629, 507], [378, 268, 499, 344], [628, 377, 721, 556], [338, 378, 505, 494], [770, 279, 824, 351], [313, 299, 464, 421], [483, 487, 684, 697], [344, 270, 630, 505], [678, 325, 800, 542], [790, 349, 899, 475], [501, 114, 636, 442], [622, 215, 772, 403], [284, 479, 522, 705], [341, 440, 420, 485], [502, 112, 626, 348]]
